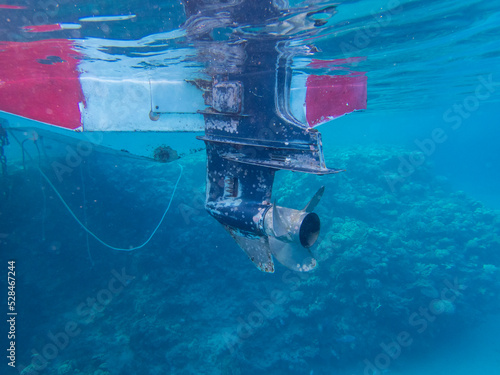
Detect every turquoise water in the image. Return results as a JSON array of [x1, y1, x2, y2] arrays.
[[1, 1, 500, 374]]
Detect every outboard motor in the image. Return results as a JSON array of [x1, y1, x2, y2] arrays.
[[182, 0, 342, 272]]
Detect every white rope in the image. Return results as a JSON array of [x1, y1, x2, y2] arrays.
[[38, 163, 183, 251], [7, 130, 181, 252]]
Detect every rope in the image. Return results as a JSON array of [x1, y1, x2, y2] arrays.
[[7, 131, 182, 252], [38, 163, 183, 251]]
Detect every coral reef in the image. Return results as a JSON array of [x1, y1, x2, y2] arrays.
[[3, 144, 500, 375]]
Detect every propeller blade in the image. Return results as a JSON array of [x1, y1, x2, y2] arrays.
[[272, 203, 288, 238], [268, 236, 317, 272], [226, 227, 275, 273], [303, 186, 325, 213]]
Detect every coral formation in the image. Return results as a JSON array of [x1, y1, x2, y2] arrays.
[[3, 144, 500, 375]]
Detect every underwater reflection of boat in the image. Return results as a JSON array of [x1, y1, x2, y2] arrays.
[[0, 0, 366, 272]]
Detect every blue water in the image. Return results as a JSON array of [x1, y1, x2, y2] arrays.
[[1, 1, 500, 374]]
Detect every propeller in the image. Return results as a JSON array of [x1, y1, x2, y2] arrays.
[[263, 186, 324, 272], [223, 186, 326, 273]]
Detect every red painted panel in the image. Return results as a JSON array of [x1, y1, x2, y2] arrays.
[[305, 73, 367, 127], [0, 39, 84, 129], [22, 24, 64, 33], [0, 4, 26, 9]]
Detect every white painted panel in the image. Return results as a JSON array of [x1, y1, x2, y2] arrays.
[[151, 80, 205, 114], [76, 42, 205, 132], [290, 72, 307, 124], [80, 76, 205, 132]]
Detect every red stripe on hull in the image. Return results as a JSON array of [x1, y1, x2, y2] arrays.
[[22, 24, 64, 33], [0, 4, 26, 9], [0, 39, 84, 130], [306, 74, 367, 126]]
